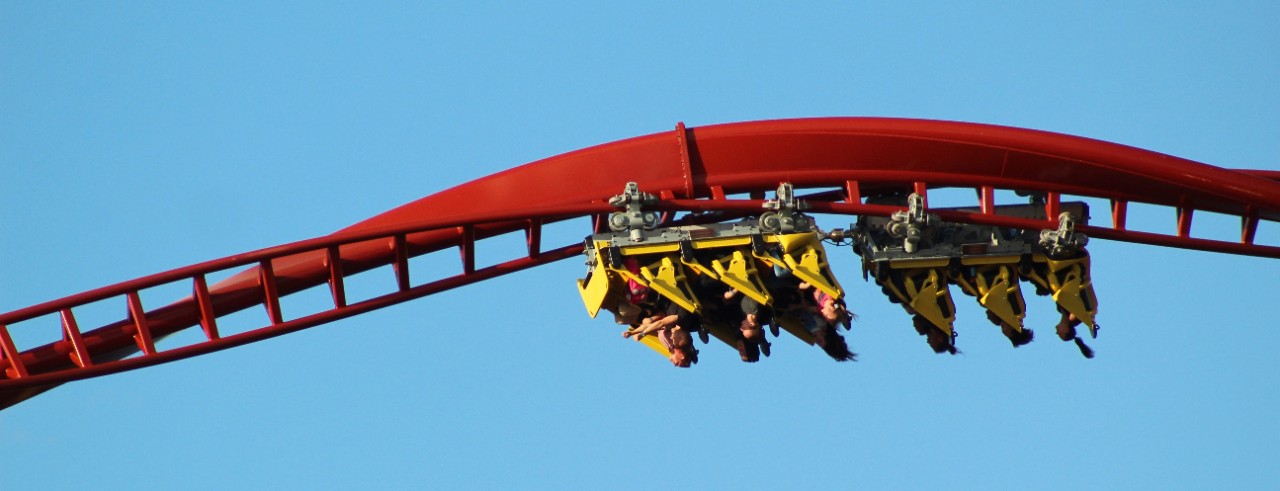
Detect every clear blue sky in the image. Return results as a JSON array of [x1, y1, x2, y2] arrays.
[[3, 2, 1278, 489]]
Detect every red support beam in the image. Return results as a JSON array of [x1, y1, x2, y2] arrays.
[[459, 226, 475, 274], [259, 260, 283, 326], [525, 218, 542, 258], [60, 309, 92, 368], [1177, 207, 1194, 238], [393, 234, 410, 292], [845, 180, 862, 204], [193, 274, 220, 341], [126, 291, 157, 356], [326, 246, 347, 308], [674, 121, 694, 199], [592, 214, 606, 235], [980, 186, 995, 215], [1242, 209, 1259, 245], [0, 325, 28, 379], [1111, 200, 1128, 230]]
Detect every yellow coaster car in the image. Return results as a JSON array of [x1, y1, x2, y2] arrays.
[[577, 221, 844, 357]]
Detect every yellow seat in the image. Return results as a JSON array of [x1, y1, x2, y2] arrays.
[[776, 233, 844, 300], [576, 259, 613, 318], [638, 256, 702, 314], [951, 262, 1028, 333], [878, 266, 957, 336], [710, 249, 773, 306], [1023, 253, 1100, 337]]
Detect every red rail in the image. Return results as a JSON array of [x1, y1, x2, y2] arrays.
[[3, 117, 1277, 409]]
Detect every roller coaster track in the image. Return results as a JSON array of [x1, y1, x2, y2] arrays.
[[2, 117, 1278, 410]]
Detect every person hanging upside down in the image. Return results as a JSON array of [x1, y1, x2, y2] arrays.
[[1054, 310, 1094, 359], [784, 282, 857, 362], [622, 298, 701, 367], [806, 285, 858, 362]]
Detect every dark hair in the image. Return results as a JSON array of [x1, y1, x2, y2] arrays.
[[814, 325, 857, 362]]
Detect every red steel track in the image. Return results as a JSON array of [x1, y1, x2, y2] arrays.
[[2, 117, 1278, 410]]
